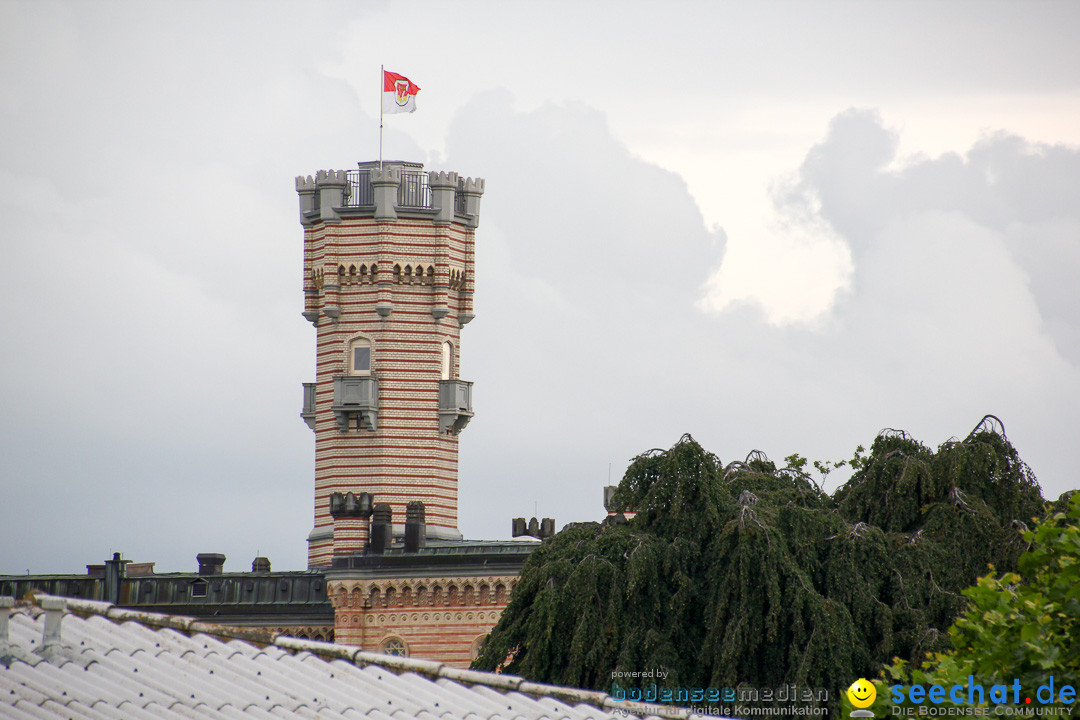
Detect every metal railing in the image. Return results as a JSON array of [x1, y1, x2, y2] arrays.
[[342, 169, 432, 209], [344, 170, 374, 208], [398, 171, 431, 208]]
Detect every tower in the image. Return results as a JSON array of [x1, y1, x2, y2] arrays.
[[298, 161, 484, 567]]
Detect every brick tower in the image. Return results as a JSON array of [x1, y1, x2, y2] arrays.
[[298, 162, 484, 567]]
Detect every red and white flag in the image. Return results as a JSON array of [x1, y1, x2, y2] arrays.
[[382, 70, 420, 114]]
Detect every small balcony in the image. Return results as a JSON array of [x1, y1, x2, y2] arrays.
[[332, 376, 379, 432], [439, 379, 473, 435], [301, 382, 317, 431], [344, 167, 432, 209]]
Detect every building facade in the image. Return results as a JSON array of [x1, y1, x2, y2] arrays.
[[298, 162, 483, 566], [3, 160, 538, 669], [297, 161, 536, 665]]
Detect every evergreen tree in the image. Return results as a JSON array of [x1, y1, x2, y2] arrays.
[[474, 418, 1052, 710], [869, 492, 1080, 715]]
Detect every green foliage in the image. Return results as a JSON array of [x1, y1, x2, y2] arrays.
[[473, 426, 1056, 712], [873, 493, 1080, 712]]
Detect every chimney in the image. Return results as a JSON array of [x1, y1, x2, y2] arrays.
[[603, 485, 618, 512], [512, 517, 557, 539], [34, 596, 67, 662], [196, 553, 226, 575], [404, 501, 426, 552], [0, 596, 12, 648], [330, 491, 373, 557], [103, 552, 129, 604], [252, 556, 271, 572], [369, 503, 393, 554]]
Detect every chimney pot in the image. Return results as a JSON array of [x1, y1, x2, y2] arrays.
[[37, 596, 67, 658], [369, 503, 392, 554], [103, 553, 129, 604], [0, 596, 13, 649], [603, 485, 618, 512], [404, 501, 426, 552], [196, 553, 226, 575]]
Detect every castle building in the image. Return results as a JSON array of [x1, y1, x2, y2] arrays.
[[297, 161, 535, 665], [2, 160, 547, 669], [297, 161, 482, 564]]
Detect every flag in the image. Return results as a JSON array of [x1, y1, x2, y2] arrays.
[[383, 70, 420, 114]]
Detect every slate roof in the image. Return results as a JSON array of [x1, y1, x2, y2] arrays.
[[1, 594, 708, 720]]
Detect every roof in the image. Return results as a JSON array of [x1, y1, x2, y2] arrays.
[[329, 538, 537, 574], [1, 570, 333, 628], [1, 594, 710, 720]]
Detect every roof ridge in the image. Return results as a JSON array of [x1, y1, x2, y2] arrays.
[[15, 593, 698, 719]]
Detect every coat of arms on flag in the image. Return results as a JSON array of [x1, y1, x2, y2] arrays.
[[383, 70, 420, 114]]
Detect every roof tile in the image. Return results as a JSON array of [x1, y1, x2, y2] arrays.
[[1, 595, 718, 720]]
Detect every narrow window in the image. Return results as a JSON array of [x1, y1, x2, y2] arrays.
[[350, 338, 371, 376], [441, 341, 452, 380]]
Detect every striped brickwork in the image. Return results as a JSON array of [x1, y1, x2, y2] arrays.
[[303, 211, 477, 567], [328, 574, 518, 668]]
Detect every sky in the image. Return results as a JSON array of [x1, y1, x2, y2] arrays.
[[2, 0, 1079, 574]]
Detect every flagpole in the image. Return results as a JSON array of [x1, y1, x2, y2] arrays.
[[379, 64, 384, 172]]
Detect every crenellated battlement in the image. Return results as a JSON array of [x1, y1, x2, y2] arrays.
[[317, 169, 349, 184], [428, 170, 459, 188], [297, 161, 484, 227], [457, 177, 485, 195]]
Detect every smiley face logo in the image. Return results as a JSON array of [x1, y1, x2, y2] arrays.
[[847, 678, 877, 709]]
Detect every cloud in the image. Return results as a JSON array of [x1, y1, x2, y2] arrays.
[[706, 108, 1080, 366], [3, 1, 1078, 576], [448, 91, 721, 310], [691, 109, 1080, 505]]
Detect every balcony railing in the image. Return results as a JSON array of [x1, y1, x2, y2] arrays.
[[398, 171, 431, 208], [301, 382, 317, 431], [342, 169, 432, 209], [438, 379, 473, 435], [332, 376, 379, 431], [344, 170, 374, 207]]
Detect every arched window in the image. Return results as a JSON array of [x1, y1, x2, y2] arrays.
[[441, 341, 453, 380], [349, 337, 371, 376]]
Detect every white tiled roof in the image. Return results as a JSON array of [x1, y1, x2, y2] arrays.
[[1, 595, 708, 720]]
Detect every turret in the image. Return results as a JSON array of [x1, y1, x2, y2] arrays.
[[298, 161, 485, 567]]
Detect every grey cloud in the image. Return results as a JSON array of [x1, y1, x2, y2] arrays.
[[777, 109, 1080, 364], [3, 1, 1079, 576], [447, 91, 722, 311]]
